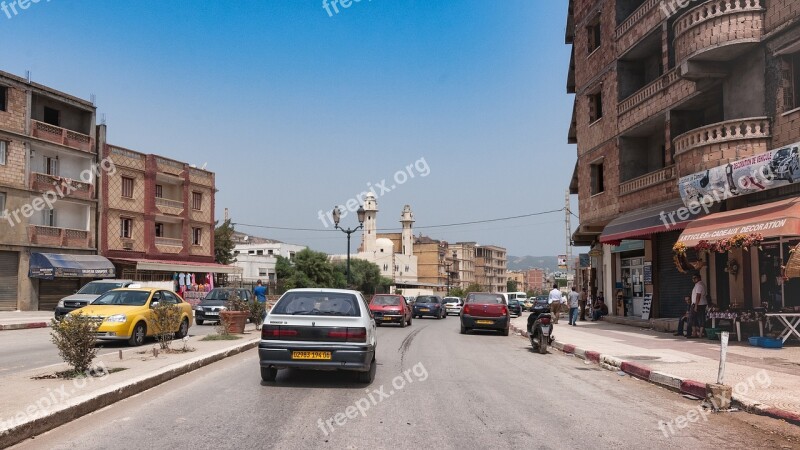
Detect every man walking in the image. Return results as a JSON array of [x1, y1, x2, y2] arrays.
[[579, 287, 588, 321], [567, 286, 580, 326], [688, 273, 708, 338], [548, 284, 562, 324]]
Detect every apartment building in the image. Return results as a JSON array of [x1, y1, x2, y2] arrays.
[[449, 241, 476, 289], [475, 245, 507, 292], [568, 0, 800, 317], [231, 234, 306, 284], [0, 71, 113, 311], [526, 268, 547, 294], [507, 270, 527, 292]]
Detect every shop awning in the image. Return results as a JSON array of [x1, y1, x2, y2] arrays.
[[29, 253, 115, 280], [676, 197, 800, 247], [111, 258, 241, 274], [599, 198, 714, 245]]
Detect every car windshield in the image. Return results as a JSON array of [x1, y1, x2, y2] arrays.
[[205, 289, 236, 301], [77, 282, 123, 295], [467, 293, 504, 304], [371, 295, 401, 306], [416, 296, 439, 304], [92, 290, 151, 306], [271, 292, 360, 316]]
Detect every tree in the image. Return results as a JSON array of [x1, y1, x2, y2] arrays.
[[507, 280, 518, 292], [333, 259, 391, 295], [276, 249, 337, 290], [448, 287, 466, 298], [464, 283, 484, 295], [214, 219, 236, 265]]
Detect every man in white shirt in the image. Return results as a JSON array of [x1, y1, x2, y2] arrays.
[[688, 273, 707, 338], [548, 284, 563, 324]]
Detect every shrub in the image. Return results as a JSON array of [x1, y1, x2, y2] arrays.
[[50, 314, 99, 374], [248, 298, 267, 330], [151, 303, 182, 350]]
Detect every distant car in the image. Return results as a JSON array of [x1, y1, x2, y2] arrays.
[[521, 298, 534, 311], [55, 279, 135, 320], [70, 287, 192, 346], [369, 294, 412, 327], [413, 295, 446, 319], [507, 299, 522, 317], [460, 292, 509, 335], [443, 296, 463, 316], [258, 288, 377, 383], [194, 287, 253, 325], [530, 296, 550, 315], [405, 296, 416, 305]]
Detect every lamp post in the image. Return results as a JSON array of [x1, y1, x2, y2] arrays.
[[332, 205, 366, 286]]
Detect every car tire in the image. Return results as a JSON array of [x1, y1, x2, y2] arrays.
[[261, 367, 277, 382], [502, 327, 509, 336], [400, 317, 406, 328], [407, 316, 412, 326], [460, 324, 466, 334], [195, 318, 204, 326], [175, 318, 189, 339], [128, 322, 146, 346], [357, 357, 377, 384]]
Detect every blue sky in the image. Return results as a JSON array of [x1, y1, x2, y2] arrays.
[[4, 0, 580, 257]]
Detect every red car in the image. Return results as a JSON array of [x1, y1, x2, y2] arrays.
[[369, 294, 412, 328], [460, 292, 509, 335]]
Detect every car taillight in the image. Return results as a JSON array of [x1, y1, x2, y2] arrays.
[[463, 304, 470, 314], [261, 326, 298, 340], [327, 327, 367, 343], [540, 317, 551, 325], [501, 305, 508, 315]]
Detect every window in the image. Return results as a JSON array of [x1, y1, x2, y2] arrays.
[[0, 86, 6, 112], [256, 250, 263, 255], [0, 141, 6, 165], [259, 268, 268, 277], [120, 218, 132, 238], [0, 192, 5, 217], [785, 53, 800, 111], [44, 156, 58, 176], [192, 192, 202, 210], [591, 161, 605, 195], [233, 250, 240, 255], [192, 227, 202, 245], [268, 249, 274, 255], [587, 15, 601, 54], [288, 251, 296, 259], [155, 184, 163, 198], [121, 177, 134, 198], [588, 91, 603, 123], [43, 107, 60, 126], [44, 208, 56, 227], [155, 222, 164, 237]]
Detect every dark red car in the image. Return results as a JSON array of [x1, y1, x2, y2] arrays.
[[460, 292, 509, 335], [369, 294, 412, 328]]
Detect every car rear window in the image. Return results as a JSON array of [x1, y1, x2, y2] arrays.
[[272, 292, 361, 316], [466, 293, 504, 304], [77, 282, 123, 295], [371, 295, 401, 306], [416, 296, 439, 304]]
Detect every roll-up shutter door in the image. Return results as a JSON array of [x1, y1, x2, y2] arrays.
[[0, 251, 19, 311], [656, 230, 696, 318], [39, 278, 81, 311]]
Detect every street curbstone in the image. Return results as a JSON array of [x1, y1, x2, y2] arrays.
[[680, 379, 707, 399], [601, 355, 623, 369], [0, 322, 49, 331], [620, 361, 652, 380], [649, 371, 684, 391], [760, 407, 800, 426], [584, 351, 601, 363], [562, 344, 576, 354]]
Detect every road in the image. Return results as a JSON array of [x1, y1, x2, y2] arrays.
[[12, 315, 800, 449], [0, 322, 219, 376]]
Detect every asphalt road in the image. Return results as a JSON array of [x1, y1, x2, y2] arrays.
[[0, 321, 220, 376], [12, 315, 800, 449]]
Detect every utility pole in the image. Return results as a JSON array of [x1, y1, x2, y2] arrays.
[[565, 190, 573, 290]]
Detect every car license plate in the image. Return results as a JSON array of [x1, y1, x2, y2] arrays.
[[206, 311, 219, 316], [420, 308, 430, 312], [383, 317, 392, 321], [476, 320, 494, 325], [291, 351, 331, 360]]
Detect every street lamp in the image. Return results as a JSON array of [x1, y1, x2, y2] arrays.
[[332, 205, 366, 286]]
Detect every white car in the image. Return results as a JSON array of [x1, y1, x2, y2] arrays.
[[258, 288, 377, 383], [443, 296, 463, 315]]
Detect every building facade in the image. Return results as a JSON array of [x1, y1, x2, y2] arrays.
[[507, 270, 527, 292], [450, 241, 476, 289], [475, 245, 507, 292], [526, 268, 547, 294], [568, 0, 800, 317], [231, 239, 306, 283]]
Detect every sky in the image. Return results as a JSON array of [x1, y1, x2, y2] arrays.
[[3, 0, 582, 257]]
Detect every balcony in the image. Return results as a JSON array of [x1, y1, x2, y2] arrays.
[[674, 0, 765, 68], [29, 172, 93, 201], [155, 197, 184, 215], [619, 166, 676, 196], [673, 117, 771, 173], [28, 225, 91, 248], [618, 69, 695, 132], [615, 0, 663, 56], [30, 120, 94, 153], [155, 237, 183, 247]]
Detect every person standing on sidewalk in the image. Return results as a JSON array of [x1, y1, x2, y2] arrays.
[[253, 280, 268, 320], [688, 274, 708, 338], [579, 288, 588, 321], [567, 287, 580, 326], [548, 284, 562, 324]]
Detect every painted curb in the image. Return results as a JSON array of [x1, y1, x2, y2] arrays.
[[0, 338, 259, 448], [0, 322, 49, 331]]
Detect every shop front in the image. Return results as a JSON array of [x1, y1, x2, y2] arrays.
[[29, 253, 116, 311]]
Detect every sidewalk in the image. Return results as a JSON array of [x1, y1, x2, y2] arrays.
[[0, 325, 261, 448], [510, 313, 800, 425], [0, 311, 54, 331]]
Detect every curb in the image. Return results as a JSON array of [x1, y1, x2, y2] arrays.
[[0, 322, 49, 331], [0, 338, 259, 448], [509, 322, 800, 426]]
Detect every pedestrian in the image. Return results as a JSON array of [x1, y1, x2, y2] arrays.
[[591, 293, 608, 321], [688, 273, 708, 338], [674, 296, 692, 337], [548, 284, 562, 324], [579, 287, 588, 321], [567, 287, 580, 326], [253, 279, 268, 320]]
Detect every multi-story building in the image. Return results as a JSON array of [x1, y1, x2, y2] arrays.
[[475, 245, 507, 292], [413, 236, 449, 292], [450, 241, 476, 289], [526, 268, 547, 294], [0, 70, 115, 311], [231, 234, 306, 284], [568, 0, 800, 317], [507, 270, 527, 292], [98, 124, 234, 283]]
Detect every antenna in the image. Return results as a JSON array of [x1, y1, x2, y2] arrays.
[[25, 70, 31, 83], [90, 94, 96, 106]]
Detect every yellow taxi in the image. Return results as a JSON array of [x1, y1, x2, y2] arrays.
[[69, 287, 193, 346]]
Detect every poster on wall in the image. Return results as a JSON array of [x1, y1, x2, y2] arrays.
[[641, 293, 653, 320], [643, 262, 652, 285], [557, 255, 567, 269], [678, 144, 800, 209]]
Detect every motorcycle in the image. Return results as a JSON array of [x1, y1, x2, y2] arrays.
[[527, 302, 553, 354]]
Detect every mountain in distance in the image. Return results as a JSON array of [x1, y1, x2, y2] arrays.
[[507, 255, 559, 272]]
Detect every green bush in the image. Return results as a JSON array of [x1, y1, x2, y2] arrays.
[[50, 314, 99, 374], [248, 298, 267, 330]]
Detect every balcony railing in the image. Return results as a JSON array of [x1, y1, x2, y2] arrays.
[[29, 172, 93, 200], [674, 0, 764, 64], [615, 0, 661, 40], [155, 237, 183, 247], [619, 166, 676, 196], [28, 225, 91, 247], [155, 197, 184, 209], [618, 69, 680, 115], [673, 117, 771, 155], [30, 120, 94, 153]]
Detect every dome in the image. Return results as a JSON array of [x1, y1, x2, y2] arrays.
[[376, 238, 394, 252]]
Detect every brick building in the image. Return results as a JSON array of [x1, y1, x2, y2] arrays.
[[568, 0, 800, 318], [526, 268, 547, 294]]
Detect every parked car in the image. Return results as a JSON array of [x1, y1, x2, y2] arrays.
[[443, 296, 463, 315], [532, 296, 550, 314], [258, 288, 377, 383], [69, 287, 192, 346], [54, 279, 135, 320], [460, 292, 509, 335], [507, 299, 522, 317], [195, 287, 254, 325], [404, 296, 416, 305], [521, 298, 534, 311], [369, 294, 412, 327], [413, 295, 446, 319]]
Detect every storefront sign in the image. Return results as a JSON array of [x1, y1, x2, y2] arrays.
[[677, 218, 789, 244], [611, 240, 645, 253], [643, 262, 652, 285], [641, 293, 653, 320], [678, 144, 800, 208], [557, 255, 567, 269]]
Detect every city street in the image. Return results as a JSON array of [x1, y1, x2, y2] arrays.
[[12, 317, 800, 449]]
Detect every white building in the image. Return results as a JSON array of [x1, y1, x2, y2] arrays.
[[231, 238, 306, 283]]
